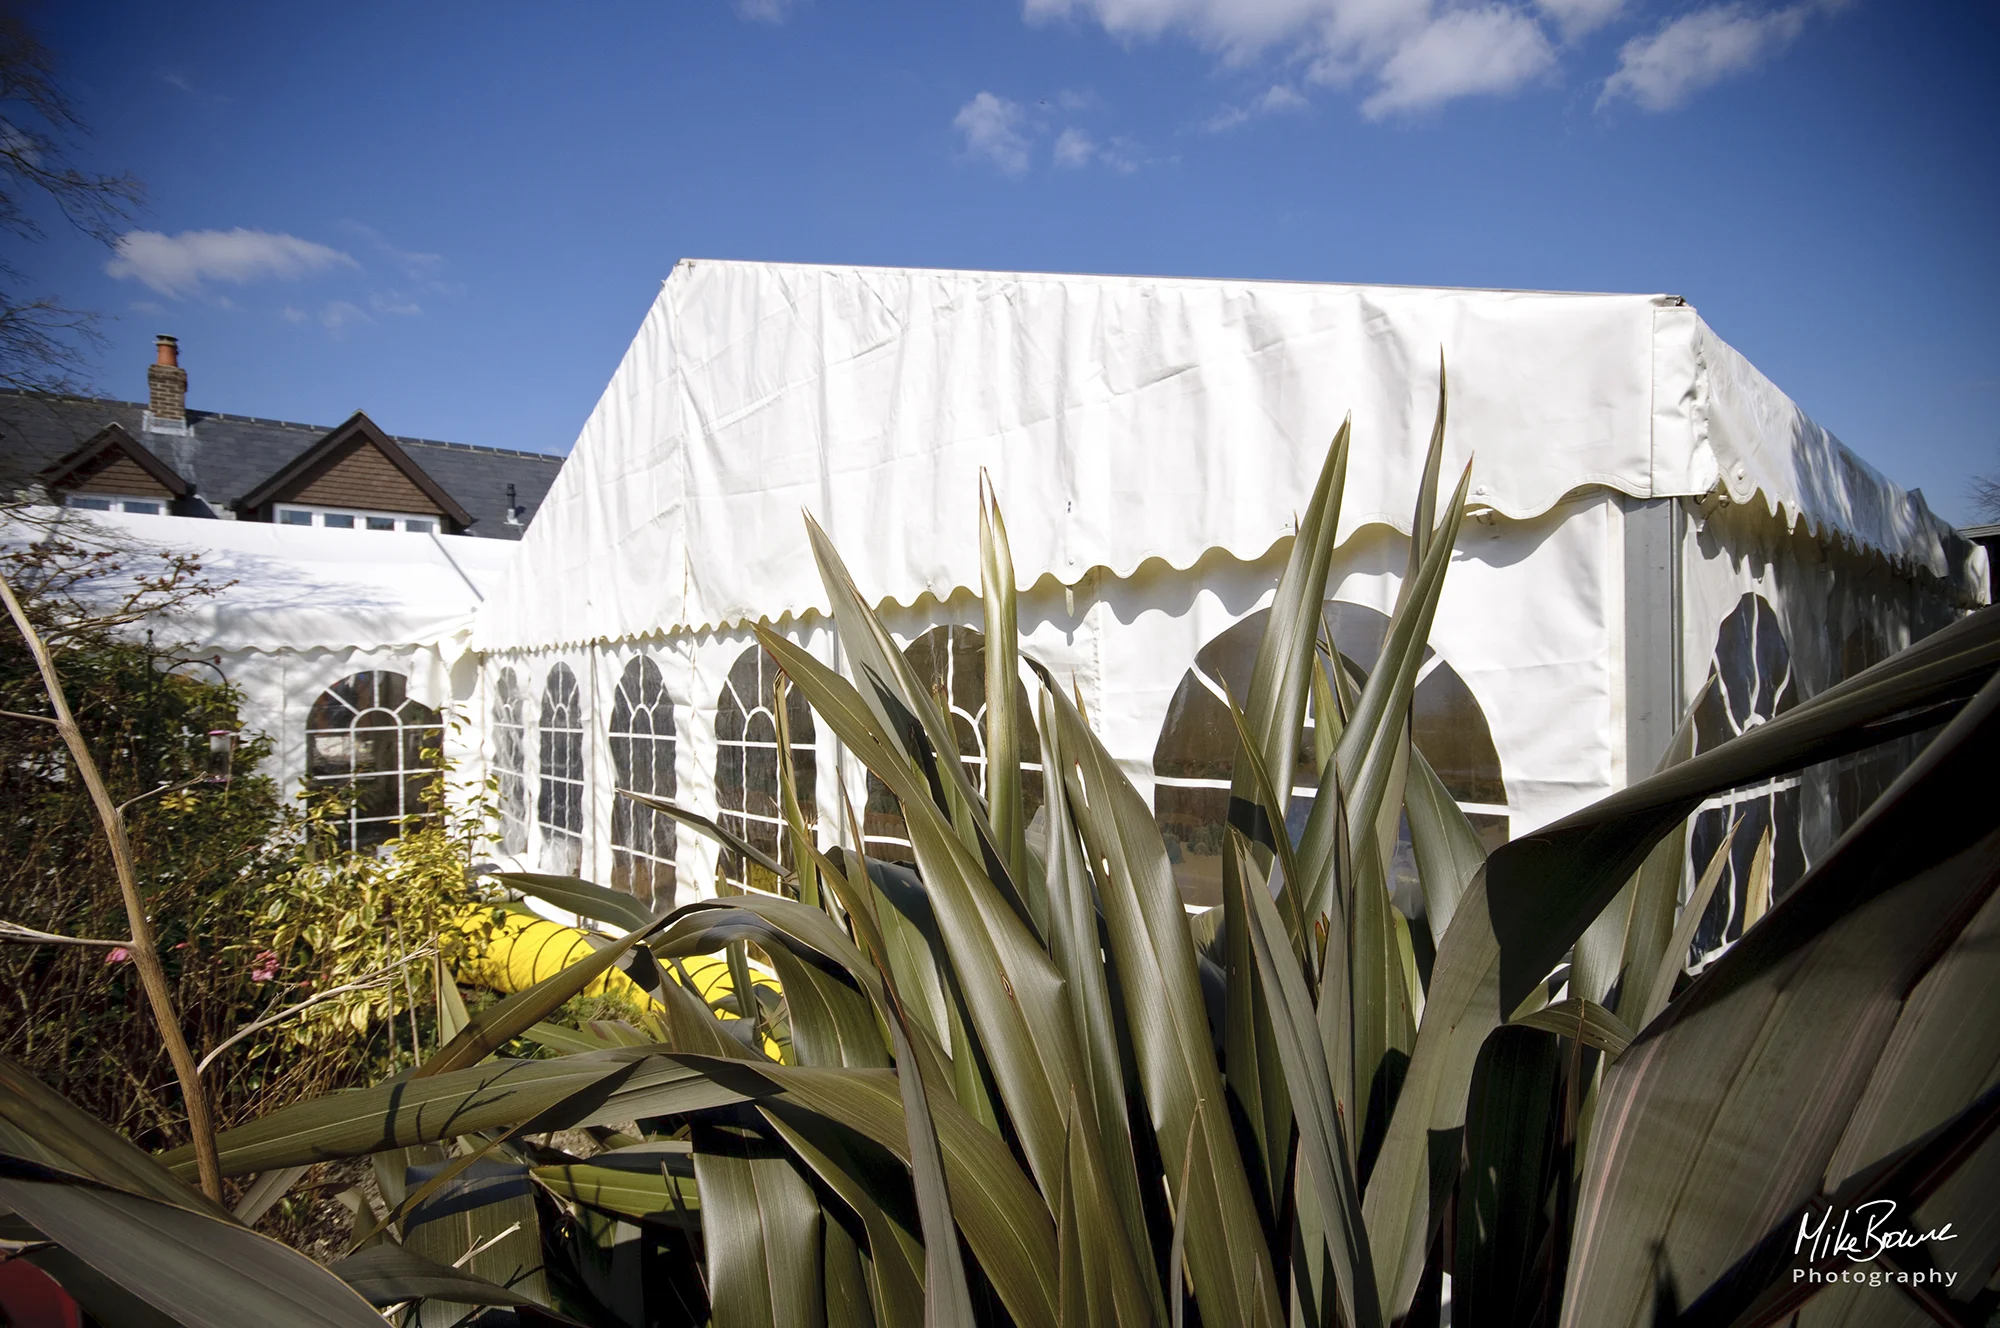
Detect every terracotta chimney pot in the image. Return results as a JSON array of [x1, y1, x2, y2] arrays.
[[147, 334, 188, 429]]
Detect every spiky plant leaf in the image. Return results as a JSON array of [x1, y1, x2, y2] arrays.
[[1560, 671, 2000, 1326]]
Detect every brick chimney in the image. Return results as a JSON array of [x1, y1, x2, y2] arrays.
[[145, 335, 188, 433]]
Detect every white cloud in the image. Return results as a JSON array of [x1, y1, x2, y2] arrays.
[[1207, 83, 1310, 131], [105, 228, 357, 297], [319, 300, 370, 333], [1054, 126, 1097, 168], [1601, 2, 1825, 110], [1362, 7, 1555, 118], [1534, 0, 1625, 39], [954, 92, 1032, 175], [369, 291, 422, 316], [734, 0, 802, 22], [281, 306, 308, 325], [1028, 0, 1563, 117]]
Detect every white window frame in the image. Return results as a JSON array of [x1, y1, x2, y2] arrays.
[[536, 661, 586, 874], [608, 653, 678, 908], [492, 666, 529, 856], [274, 503, 439, 533], [65, 494, 165, 515]]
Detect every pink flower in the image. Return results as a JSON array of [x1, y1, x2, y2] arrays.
[[250, 950, 280, 983], [105, 947, 130, 964]]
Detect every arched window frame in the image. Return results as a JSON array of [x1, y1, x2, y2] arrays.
[[537, 661, 585, 874], [1686, 593, 1807, 970], [304, 670, 443, 851], [1150, 601, 1508, 910], [714, 643, 816, 893], [863, 625, 1044, 862], [609, 653, 678, 909], [492, 666, 528, 855]]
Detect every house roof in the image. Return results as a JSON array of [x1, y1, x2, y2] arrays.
[[37, 422, 192, 498], [234, 409, 475, 528], [0, 390, 565, 539]]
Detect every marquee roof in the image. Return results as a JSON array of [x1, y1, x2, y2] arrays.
[[475, 260, 1983, 650]]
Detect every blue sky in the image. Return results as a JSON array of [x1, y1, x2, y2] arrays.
[[22, 0, 2000, 523]]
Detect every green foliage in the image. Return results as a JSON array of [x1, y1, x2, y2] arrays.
[[5, 378, 1999, 1328], [0, 529, 302, 1147]]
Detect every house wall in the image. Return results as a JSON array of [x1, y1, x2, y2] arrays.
[[71, 455, 174, 498], [291, 443, 446, 517]]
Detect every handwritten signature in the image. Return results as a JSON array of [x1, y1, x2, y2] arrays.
[[1795, 1199, 1956, 1265]]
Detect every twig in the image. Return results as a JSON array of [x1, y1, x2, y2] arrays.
[[117, 774, 206, 816], [197, 948, 437, 1075], [0, 571, 224, 1201], [0, 708, 57, 726], [0, 920, 131, 947], [453, 1221, 522, 1268]]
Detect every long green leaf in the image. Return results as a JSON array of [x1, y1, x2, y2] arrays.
[[683, 1058, 1059, 1328], [1038, 690, 1165, 1325], [1454, 1025, 1564, 1328], [981, 474, 1037, 922], [1560, 670, 2000, 1327], [0, 1170, 386, 1327], [1298, 459, 1474, 938], [1234, 831, 1382, 1328], [620, 789, 787, 879], [1674, 1080, 2000, 1328], [1041, 669, 1283, 1327], [759, 626, 1099, 1218], [1793, 883, 2000, 1327], [694, 1114, 826, 1328], [329, 1244, 539, 1308], [493, 871, 653, 932], [159, 1053, 738, 1179], [1510, 998, 1634, 1059], [762, 1106, 927, 1328], [1631, 819, 1747, 1031], [1490, 604, 2000, 1015], [1402, 740, 1484, 944], [0, 1055, 228, 1219], [1223, 419, 1351, 1209]]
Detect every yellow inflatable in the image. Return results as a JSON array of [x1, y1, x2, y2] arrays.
[[447, 904, 782, 1053]]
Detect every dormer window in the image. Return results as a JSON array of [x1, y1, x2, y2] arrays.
[[236, 412, 474, 535], [64, 494, 162, 515], [38, 423, 191, 516], [273, 503, 440, 533]]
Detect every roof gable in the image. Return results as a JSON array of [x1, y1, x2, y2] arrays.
[[235, 411, 475, 527], [37, 423, 190, 498]]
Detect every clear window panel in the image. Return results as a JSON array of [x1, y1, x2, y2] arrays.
[[323, 513, 355, 529], [609, 655, 678, 909], [537, 663, 586, 872], [714, 644, 815, 892], [122, 501, 161, 515], [66, 496, 113, 511], [280, 510, 312, 526], [367, 516, 396, 531], [303, 670, 443, 850], [405, 519, 434, 533]]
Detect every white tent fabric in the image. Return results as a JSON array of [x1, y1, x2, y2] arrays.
[[476, 261, 1979, 651], [3, 509, 517, 793]]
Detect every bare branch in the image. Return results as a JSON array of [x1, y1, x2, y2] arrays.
[[196, 947, 437, 1076], [0, 919, 130, 947]]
